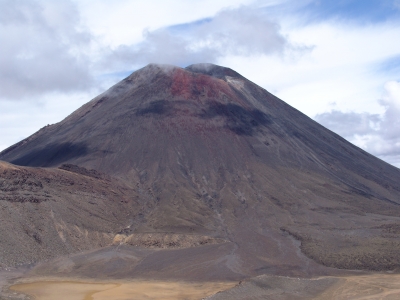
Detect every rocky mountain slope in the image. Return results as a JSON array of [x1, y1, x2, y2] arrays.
[[1, 63, 400, 277]]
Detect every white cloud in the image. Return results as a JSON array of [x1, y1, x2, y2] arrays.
[[101, 5, 303, 71], [216, 20, 400, 118], [192, 6, 290, 56], [73, 0, 257, 47], [0, 0, 301, 99], [0, 0, 94, 100], [315, 81, 400, 167]]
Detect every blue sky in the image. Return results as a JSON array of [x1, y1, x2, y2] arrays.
[[294, 0, 400, 23], [1, 0, 400, 166], [378, 54, 400, 77]]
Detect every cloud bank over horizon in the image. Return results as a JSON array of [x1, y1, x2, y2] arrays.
[[316, 81, 400, 167]]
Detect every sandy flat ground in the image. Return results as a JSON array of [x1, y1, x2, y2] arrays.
[[315, 274, 400, 300], [9, 273, 400, 300], [206, 273, 400, 300], [9, 279, 237, 300]]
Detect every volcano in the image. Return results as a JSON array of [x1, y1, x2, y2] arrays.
[[1, 64, 400, 281]]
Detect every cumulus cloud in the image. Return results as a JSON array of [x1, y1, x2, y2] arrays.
[[315, 81, 400, 167], [0, 0, 94, 100], [0, 1, 308, 101], [315, 110, 381, 137], [103, 6, 304, 70]]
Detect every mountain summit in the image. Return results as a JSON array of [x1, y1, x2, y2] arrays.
[[1, 64, 400, 277]]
